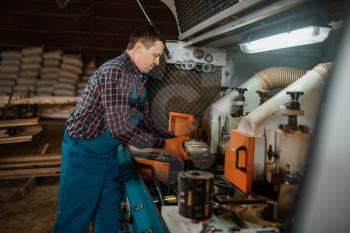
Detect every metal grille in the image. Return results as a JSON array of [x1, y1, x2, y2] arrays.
[[175, 0, 238, 33], [147, 64, 221, 129]]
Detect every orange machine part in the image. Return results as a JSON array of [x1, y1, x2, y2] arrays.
[[168, 112, 196, 137], [224, 130, 255, 193], [134, 157, 170, 183]]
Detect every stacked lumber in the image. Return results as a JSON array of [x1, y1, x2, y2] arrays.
[[0, 118, 42, 144], [0, 50, 22, 96], [0, 154, 60, 179]]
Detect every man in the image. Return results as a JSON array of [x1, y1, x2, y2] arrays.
[[54, 25, 187, 233]]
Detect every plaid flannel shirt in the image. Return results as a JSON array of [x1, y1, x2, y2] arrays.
[[66, 51, 174, 148]]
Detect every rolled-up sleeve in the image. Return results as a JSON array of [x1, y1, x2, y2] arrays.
[[100, 68, 165, 148]]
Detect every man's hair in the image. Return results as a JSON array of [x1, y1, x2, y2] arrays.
[[127, 25, 165, 50]]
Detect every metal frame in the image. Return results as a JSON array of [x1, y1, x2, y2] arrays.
[[184, 0, 308, 47], [178, 0, 265, 40]]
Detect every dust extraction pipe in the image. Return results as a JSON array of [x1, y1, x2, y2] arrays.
[[203, 67, 307, 154], [237, 63, 332, 136]]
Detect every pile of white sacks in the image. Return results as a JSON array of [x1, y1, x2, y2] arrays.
[[0, 47, 97, 97], [37, 50, 63, 96], [0, 50, 22, 96], [77, 60, 96, 95], [54, 54, 83, 96], [15, 47, 44, 96]]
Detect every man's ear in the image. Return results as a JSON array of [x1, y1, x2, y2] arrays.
[[134, 42, 144, 53]]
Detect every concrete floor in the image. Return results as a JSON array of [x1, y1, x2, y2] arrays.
[[0, 183, 58, 233]]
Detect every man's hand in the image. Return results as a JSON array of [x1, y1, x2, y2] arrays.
[[163, 136, 189, 161]]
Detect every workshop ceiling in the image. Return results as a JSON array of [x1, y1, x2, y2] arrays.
[[0, 0, 178, 65]]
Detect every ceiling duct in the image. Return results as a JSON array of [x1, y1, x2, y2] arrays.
[[174, 0, 267, 40]]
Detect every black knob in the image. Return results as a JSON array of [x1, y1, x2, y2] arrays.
[[287, 91, 304, 102], [220, 86, 229, 92], [234, 87, 248, 96], [286, 91, 304, 110]]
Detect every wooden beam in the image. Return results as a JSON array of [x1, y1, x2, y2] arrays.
[[0, 96, 79, 108], [0, 11, 174, 25], [94, 16, 174, 25], [0, 43, 123, 53], [0, 118, 39, 128], [0, 28, 130, 37], [0, 154, 61, 164], [0, 167, 60, 179], [0, 161, 61, 170], [0, 135, 33, 144]]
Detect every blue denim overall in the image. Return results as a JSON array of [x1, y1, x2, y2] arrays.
[[54, 83, 146, 233]]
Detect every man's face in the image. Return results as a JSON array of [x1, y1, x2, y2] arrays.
[[137, 40, 165, 73]]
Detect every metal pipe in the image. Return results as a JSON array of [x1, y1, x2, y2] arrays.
[[202, 66, 307, 154], [237, 63, 332, 136]]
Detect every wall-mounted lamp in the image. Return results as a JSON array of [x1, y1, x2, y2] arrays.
[[239, 26, 331, 53]]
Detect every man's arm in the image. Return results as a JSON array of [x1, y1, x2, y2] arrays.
[[139, 98, 175, 139], [100, 68, 165, 148]]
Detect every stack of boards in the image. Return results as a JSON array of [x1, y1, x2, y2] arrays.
[[0, 118, 42, 144]]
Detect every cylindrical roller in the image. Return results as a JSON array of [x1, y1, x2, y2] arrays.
[[178, 170, 214, 220]]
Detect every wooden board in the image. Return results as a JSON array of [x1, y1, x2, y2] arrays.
[[0, 167, 60, 179], [0, 118, 39, 128], [0, 154, 61, 164], [0, 161, 61, 170], [0, 96, 79, 108], [0, 135, 33, 144]]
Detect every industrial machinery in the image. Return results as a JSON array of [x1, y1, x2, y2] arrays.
[[123, 0, 348, 233]]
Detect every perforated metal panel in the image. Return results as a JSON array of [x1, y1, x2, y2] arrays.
[[148, 64, 221, 128], [175, 0, 238, 33]]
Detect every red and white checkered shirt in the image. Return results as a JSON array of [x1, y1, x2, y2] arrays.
[[66, 51, 173, 148]]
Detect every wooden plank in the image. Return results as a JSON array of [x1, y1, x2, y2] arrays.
[[0, 154, 61, 164], [0, 129, 8, 138], [0, 118, 39, 128], [38, 142, 50, 155], [0, 96, 79, 108], [0, 167, 60, 179], [0, 161, 61, 170], [20, 125, 43, 136], [0, 135, 33, 144]]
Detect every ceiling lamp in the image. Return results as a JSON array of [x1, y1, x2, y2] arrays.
[[239, 26, 331, 53]]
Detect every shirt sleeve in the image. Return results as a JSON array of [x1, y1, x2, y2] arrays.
[[100, 68, 165, 148], [139, 97, 175, 139]]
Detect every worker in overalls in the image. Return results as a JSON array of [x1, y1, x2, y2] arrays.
[[54, 25, 187, 233]]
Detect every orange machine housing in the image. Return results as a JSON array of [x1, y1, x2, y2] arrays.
[[168, 112, 196, 137], [224, 129, 255, 193], [133, 157, 170, 184]]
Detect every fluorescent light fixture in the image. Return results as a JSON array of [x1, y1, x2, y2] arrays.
[[239, 26, 331, 53]]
